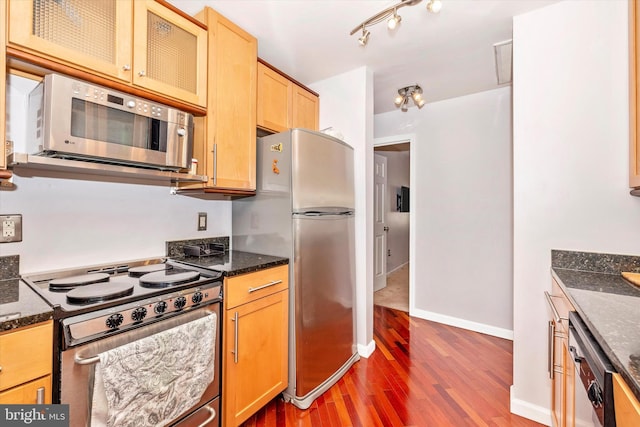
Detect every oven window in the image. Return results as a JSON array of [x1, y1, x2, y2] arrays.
[[70, 98, 167, 152]]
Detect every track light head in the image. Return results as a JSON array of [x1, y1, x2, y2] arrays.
[[358, 27, 370, 46], [427, 0, 442, 14], [387, 11, 402, 30]]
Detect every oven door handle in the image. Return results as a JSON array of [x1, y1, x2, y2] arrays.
[[75, 353, 100, 365], [74, 309, 216, 366]]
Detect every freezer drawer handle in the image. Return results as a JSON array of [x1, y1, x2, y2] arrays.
[[248, 280, 283, 293], [197, 405, 216, 427]]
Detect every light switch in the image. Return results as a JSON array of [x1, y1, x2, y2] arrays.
[[198, 212, 207, 231]]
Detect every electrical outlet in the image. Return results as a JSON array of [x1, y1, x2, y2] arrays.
[[1, 215, 22, 243], [198, 212, 207, 231]]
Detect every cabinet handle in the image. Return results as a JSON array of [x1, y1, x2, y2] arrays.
[[122, 64, 131, 71], [543, 291, 567, 323], [36, 387, 45, 404], [548, 320, 555, 380], [232, 311, 239, 364], [138, 70, 146, 77], [0, 365, 2, 372], [248, 280, 283, 293], [212, 143, 217, 186]]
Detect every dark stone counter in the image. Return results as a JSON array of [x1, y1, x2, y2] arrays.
[[174, 250, 288, 277], [0, 255, 53, 331], [166, 237, 288, 277], [551, 250, 640, 402]]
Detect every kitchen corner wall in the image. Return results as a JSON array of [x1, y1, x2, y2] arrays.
[[0, 76, 231, 274], [375, 86, 513, 338], [512, 0, 639, 424], [309, 66, 375, 356]]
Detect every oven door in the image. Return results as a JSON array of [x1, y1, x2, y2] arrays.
[[60, 304, 221, 427]]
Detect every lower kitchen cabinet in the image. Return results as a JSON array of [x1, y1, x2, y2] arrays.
[[546, 278, 575, 427], [613, 372, 640, 427], [0, 321, 53, 403], [223, 265, 289, 427]]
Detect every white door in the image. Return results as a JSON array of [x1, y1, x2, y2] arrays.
[[374, 154, 388, 291]]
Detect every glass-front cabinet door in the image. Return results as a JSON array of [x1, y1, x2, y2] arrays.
[[8, 0, 132, 82], [132, 0, 207, 107]]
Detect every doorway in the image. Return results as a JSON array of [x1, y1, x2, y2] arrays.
[[372, 137, 412, 312]]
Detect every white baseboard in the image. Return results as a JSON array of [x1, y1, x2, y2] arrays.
[[386, 261, 409, 276], [510, 385, 552, 426], [357, 339, 376, 358], [409, 307, 514, 340]]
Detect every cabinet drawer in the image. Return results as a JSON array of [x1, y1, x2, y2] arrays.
[[225, 265, 288, 309], [0, 375, 51, 404], [0, 321, 53, 391]]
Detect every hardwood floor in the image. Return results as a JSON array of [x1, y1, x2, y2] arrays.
[[241, 305, 545, 427]]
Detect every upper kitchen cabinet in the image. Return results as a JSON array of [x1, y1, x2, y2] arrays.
[[178, 6, 257, 196], [7, 0, 207, 109], [630, 0, 640, 192], [257, 60, 319, 133]]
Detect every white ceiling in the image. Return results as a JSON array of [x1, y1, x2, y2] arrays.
[[170, 0, 559, 114]]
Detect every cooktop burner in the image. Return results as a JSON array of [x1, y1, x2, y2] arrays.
[[21, 259, 223, 317], [66, 282, 134, 304], [139, 270, 200, 288], [128, 263, 172, 277], [49, 272, 110, 290]]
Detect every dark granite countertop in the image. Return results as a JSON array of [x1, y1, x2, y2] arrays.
[[174, 250, 288, 277], [0, 254, 53, 331], [166, 237, 288, 277], [551, 250, 640, 402], [0, 279, 53, 331]]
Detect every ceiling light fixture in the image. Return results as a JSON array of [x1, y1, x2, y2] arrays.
[[394, 84, 426, 111], [350, 0, 442, 46], [387, 10, 402, 30]]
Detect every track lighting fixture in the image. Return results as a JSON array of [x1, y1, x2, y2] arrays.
[[394, 85, 425, 111], [350, 0, 442, 46]]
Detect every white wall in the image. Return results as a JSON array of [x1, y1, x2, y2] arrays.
[[512, 1, 637, 424], [374, 150, 410, 272], [375, 86, 513, 338], [0, 77, 231, 273], [309, 67, 375, 356]]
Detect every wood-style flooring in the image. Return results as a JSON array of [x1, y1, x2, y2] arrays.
[[241, 305, 544, 427]]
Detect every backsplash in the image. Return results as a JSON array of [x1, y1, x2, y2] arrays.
[[0, 255, 19, 280], [166, 236, 230, 258], [552, 250, 640, 274]]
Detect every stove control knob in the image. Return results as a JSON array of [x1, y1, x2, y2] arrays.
[[154, 301, 168, 314], [106, 313, 124, 329], [174, 296, 187, 310], [131, 307, 147, 322], [192, 291, 203, 304]]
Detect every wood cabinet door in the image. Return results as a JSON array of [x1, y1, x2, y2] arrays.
[[223, 290, 288, 427], [206, 8, 256, 190], [8, 0, 132, 81], [132, 0, 207, 107], [292, 84, 319, 131], [0, 322, 52, 392], [613, 372, 640, 427], [257, 62, 291, 133], [0, 375, 51, 404]]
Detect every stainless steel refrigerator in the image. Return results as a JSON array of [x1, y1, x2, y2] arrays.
[[232, 128, 359, 409]]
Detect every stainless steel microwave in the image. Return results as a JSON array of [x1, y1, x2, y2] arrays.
[[27, 74, 194, 171]]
